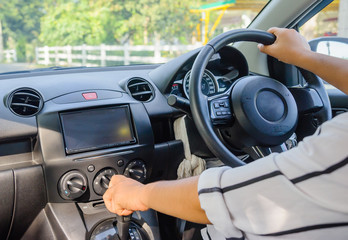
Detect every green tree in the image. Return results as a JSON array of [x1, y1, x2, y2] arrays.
[[39, 0, 202, 46], [109, 0, 201, 44], [0, 0, 44, 61], [40, 0, 115, 45]]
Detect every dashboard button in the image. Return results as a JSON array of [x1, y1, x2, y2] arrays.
[[87, 165, 95, 172], [117, 159, 125, 167], [82, 92, 98, 100]]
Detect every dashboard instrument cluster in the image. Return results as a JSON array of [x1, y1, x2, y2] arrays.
[[170, 46, 249, 98]]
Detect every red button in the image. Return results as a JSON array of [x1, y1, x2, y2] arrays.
[[82, 92, 98, 100]]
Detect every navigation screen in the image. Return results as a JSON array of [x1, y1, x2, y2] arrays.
[[60, 106, 135, 154]]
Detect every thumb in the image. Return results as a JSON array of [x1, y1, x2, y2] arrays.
[[257, 43, 265, 53]]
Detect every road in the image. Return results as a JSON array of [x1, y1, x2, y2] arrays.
[[0, 63, 36, 74]]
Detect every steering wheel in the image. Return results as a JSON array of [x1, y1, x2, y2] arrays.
[[189, 29, 331, 167]]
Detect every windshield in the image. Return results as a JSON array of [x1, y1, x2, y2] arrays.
[[0, 0, 269, 74]]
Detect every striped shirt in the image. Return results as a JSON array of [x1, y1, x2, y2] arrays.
[[198, 112, 348, 240]]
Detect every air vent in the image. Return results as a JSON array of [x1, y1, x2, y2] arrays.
[[127, 78, 154, 102], [8, 88, 43, 117]]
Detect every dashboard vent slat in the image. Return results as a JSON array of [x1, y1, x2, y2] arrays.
[[8, 88, 43, 117], [11, 103, 39, 109], [127, 78, 154, 102], [131, 91, 153, 96], [13, 92, 41, 99]]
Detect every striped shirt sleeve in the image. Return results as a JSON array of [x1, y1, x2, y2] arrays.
[[198, 112, 348, 239]]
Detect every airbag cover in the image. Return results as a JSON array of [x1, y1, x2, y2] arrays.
[[231, 76, 298, 146]]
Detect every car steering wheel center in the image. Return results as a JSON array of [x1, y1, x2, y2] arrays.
[[256, 90, 285, 122], [230, 76, 298, 147]]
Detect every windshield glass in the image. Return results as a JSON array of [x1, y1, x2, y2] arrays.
[[0, 0, 269, 74]]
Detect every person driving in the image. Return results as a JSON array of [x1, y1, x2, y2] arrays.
[[103, 27, 348, 239]]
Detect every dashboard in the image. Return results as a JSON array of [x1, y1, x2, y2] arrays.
[[0, 46, 248, 204], [0, 45, 251, 239]]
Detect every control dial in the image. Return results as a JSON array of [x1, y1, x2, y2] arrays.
[[93, 168, 117, 195], [124, 160, 147, 182], [58, 170, 88, 200]]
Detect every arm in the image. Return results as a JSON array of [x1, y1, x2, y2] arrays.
[[258, 27, 348, 94], [103, 175, 210, 224]]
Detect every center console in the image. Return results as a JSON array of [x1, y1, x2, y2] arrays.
[[36, 91, 159, 239]]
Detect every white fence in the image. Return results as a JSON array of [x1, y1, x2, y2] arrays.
[[3, 50, 17, 63], [35, 43, 202, 67]]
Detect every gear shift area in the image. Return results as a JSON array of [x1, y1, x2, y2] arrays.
[[115, 214, 131, 240], [89, 212, 149, 240]]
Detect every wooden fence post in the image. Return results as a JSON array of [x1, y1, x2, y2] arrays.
[[55, 47, 59, 65], [100, 44, 106, 66], [154, 37, 161, 63], [44, 46, 50, 65], [12, 50, 17, 62], [82, 44, 87, 66], [66, 45, 72, 65], [35, 47, 39, 63], [124, 42, 130, 65]]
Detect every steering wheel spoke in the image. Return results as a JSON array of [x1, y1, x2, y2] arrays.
[[289, 87, 324, 114], [243, 143, 288, 160]]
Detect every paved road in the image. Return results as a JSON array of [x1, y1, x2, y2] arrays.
[[0, 63, 36, 74]]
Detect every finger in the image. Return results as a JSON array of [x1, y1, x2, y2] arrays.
[[103, 196, 113, 212], [103, 190, 114, 211], [109, 174, 125, 188], [267, 27, 280, 34], [120, 209, 133, 216], [103, 187, 111, 200], [257, 43, 265, 52]]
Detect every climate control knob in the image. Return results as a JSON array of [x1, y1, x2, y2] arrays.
[[124, 160, 147, 182], [58, 170, 88, 200], [93, 168, 117, 195]]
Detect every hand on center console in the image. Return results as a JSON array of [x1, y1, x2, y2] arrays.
[[103, 175, 149, 216]]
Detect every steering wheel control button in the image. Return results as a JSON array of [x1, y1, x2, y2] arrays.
[[256, 91, 285, 122], [214, 102, 220, 108], [210, 98, 233, 124], [58, 170, 88, 200], [124, 160, 147, 182], [87, 164, 95, 172], [93, 168, 117, 196]]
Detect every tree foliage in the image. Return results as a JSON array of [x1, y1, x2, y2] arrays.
[[0, 0, 205, 61], [0, 0, 44, 60], [39, 0, 202, 46], [40, 0, 114, 45]]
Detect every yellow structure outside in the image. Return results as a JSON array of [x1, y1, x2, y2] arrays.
[[192, 0, 340, 44]]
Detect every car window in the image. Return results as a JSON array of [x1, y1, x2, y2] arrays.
[[300, 0, 348, 58], [0, 0, 269, 74], [300, 0, 348, 89]]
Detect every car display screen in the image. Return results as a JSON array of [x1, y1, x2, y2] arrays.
[[60, 106, 136, 154]]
